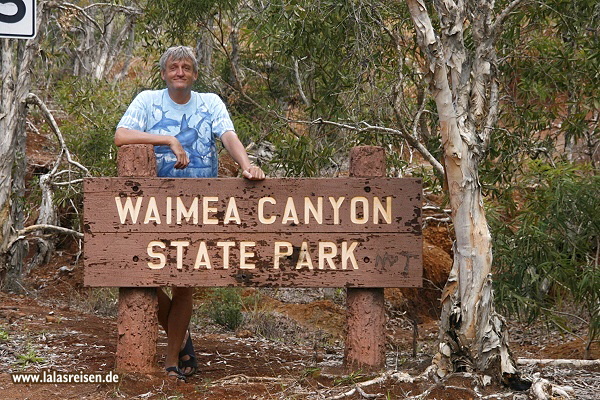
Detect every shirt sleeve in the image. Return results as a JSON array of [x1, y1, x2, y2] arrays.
[[117, 91, 150, 132], [208, 94, 235, 139]]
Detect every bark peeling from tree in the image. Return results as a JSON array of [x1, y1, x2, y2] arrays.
[[406, 0, 527, 383]]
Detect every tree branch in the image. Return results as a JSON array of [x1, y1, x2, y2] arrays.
[[8, 224, 83, 250], [307, 118, 446, 176], [25, 93, 91, 177], [293, 57, 311, 107], [491, 0, 527, 36], [82, 2, 142, 15], [517, 358, 600, 367], [58, 2, 105, 33]]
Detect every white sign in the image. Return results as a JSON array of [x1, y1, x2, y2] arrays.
[[0, 0, 36, 39]]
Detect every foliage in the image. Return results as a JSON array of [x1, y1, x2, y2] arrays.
[[41, 77, 139, 231], [491, 162, 599, 351], [268, 133, 336, 177], [73, 288, 119, 317], [17, 347, 45, 366], [333, 370, 367, 386], [0, 328, 8, 342], [202, 288, 294, 339], [480, 0, 599, 346], [239, 0, 423, 176], [244, 1, 398, 117], [239, 290, 281, 339], [139, 0, 425, 177], [54, 77, 138, 177], [203, 288, 244, 331], [487, 0, 600, 194], [39, 1, 141, 82]]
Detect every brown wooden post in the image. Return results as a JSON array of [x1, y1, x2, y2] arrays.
[[115, 145, 158, 373], [344, 146, 387, 370]]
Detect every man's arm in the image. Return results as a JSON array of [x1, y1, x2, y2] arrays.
[[221, 131, 265, 180], [115, 127, 189, 169]]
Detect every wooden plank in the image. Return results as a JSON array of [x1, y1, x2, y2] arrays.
[[346, 145, 388, 369], [83, 177, 422, 288], [84, 232, 421, 287], [113, 144, 158, 374], [83, 177, 422, 234]]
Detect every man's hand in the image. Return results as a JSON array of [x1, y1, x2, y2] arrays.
[[169, 136, 189, 169], [221, 131, 265, 180], [242, 165, 265, 180]]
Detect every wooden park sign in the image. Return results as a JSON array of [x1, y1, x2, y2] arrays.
[[83, 145, 422, 373], [83, 177, 422, 288]]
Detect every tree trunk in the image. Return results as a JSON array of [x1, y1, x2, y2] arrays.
[[0, 5, 47, 290], [56, 3, 140, 80], [114, 25, 136, 81], [405, 0, 521, 380], [229, 22, 243, 90], [196, 15, 215, 77]]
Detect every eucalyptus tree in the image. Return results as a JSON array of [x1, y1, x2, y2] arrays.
[[403, 0, 532, 382], [43, 1, 141, 81], [0, 3, 49, 290]]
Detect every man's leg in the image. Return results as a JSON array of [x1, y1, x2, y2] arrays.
[[157, 288, 171, 332], [159, 287, 194, 375]]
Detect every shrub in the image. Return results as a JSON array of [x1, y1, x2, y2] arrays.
[[203, 288, 244, 331], [491, 162, 599, 357]]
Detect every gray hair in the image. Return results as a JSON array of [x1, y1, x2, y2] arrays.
[[159, 46, 198, 73]]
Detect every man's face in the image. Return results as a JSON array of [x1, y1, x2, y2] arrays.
[[161, 57, 198, 91]]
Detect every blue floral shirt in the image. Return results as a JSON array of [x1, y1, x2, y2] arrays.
[[117, 89, 235, 177]]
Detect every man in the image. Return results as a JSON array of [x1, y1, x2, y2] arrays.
[[115, 46, 265, 381]]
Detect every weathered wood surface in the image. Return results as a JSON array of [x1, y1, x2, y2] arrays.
[[114, 144, 158, 374], [84, 177, 421, 233], [116, 287, 158, 373], [84, 232, 421, 287], [84, 177, 422, 288], [345, 145, 387, 370], [116, 145, 157, 177]]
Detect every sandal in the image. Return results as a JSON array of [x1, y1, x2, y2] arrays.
[[165, 366, 187, 382], [178, 329, 198, 376]]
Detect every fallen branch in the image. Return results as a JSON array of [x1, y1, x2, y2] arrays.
[[325, 370, 419, 399], [530, 373, 574, 400], [517, 358, 600, 367], [481, 393, 513, 399], [423, 216, 452, 223], [422, 205, 452, 213], [209, 373, 295, 386]]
